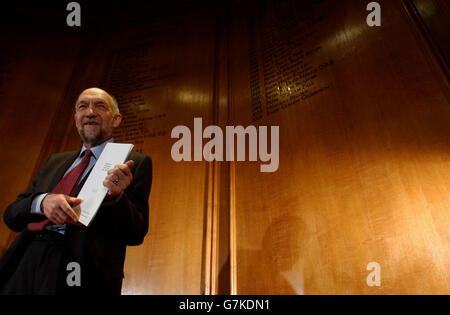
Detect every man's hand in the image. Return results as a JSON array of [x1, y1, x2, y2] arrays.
[[41, 194, 81, 225], [103, 160, 134, 200]]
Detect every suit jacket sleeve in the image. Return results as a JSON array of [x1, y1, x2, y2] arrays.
[[4, 153, 153, 248], [91, 154, 152, 246], [3, 156, 53, 232]]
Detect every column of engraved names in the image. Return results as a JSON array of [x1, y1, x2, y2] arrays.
[[248, 10, 263, 122], [257, 0, 332, 116], [113, 95, 141, 144], [104, 44, 171, 150]]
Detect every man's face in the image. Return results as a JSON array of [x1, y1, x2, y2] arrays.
[[74, 88, 122, 147]]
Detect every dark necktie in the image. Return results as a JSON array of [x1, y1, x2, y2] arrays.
[[28, 149, 93, 232]]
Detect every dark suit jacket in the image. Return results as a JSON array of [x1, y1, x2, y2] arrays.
[[0, 150, 152, 295]]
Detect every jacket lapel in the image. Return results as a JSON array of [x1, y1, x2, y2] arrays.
[[72, 161, 94, 196], [47, 151, 80, 192]]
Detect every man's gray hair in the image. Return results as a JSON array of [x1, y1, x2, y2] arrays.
[[109, 94, 120, 115]]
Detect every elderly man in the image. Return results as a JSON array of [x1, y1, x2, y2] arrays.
[[0, 88, 152, 295]]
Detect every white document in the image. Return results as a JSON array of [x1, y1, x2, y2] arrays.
[[75, 143, 134, 226]]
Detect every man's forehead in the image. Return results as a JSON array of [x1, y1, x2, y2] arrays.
[[77, 89, 111, 102]]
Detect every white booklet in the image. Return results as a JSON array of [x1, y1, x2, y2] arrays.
[[74, 143, 134, 226]]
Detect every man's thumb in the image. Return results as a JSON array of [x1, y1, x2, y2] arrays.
[[68, 197, 83, 205]]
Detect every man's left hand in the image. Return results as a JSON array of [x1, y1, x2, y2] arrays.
[[103, 160, 135, 200]]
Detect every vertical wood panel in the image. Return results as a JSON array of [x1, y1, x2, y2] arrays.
[[114, 13, 216, 294], [228, 0, 449, 294], [55, 12, 219, 294], [0, 33, 82, 256]]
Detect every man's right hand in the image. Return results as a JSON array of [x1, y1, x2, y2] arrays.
[[41, 194, 82, 225]]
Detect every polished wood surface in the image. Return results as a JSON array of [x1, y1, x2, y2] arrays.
[[227, 0, 449, 294], [0, 33, 82, 256], [0, 0, 448, 294]]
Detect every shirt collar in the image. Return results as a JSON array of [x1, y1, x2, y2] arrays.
[[80, 138, 114, 160]]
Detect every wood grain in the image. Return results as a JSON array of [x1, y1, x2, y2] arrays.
[[227, 0, 449, 294], [0, 0, 448, 295], [0, 33, 82, 254]]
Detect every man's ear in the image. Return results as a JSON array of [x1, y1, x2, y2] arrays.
[[112, 113, 123, 127], [74, 111, 80, 128]]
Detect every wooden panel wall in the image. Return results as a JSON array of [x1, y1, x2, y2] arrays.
[[0, 0, 448, 295], [109, 13, 217, 294], [227, 0, 449, 294], [0, 10, 221, 295], [53, 11, 219, 294], [0, 32, 82, 256]]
